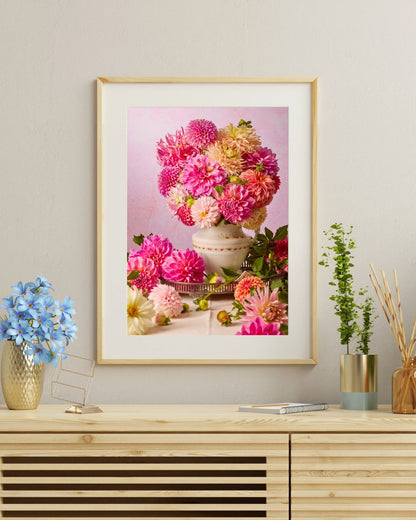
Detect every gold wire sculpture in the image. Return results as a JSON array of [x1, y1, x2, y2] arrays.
[[51, 353, 102, 414]]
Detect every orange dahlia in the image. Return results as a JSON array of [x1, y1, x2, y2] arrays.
[[234, 276, 265, 303], [239, 169, 277, 209]]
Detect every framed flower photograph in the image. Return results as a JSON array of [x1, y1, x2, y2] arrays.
[[97, 77, 317, 364]]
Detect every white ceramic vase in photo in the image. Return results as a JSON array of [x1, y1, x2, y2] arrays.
[[192, 222, 252, 275]]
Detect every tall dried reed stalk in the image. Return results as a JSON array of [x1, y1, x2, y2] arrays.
[[370, 265, 416, 412]]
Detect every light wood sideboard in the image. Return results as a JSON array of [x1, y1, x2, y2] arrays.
[[0, 404, 415, 519]]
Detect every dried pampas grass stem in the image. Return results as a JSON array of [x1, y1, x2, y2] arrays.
[[370, 264, 416, 361]]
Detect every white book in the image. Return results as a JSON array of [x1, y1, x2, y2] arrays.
[[238, 403, 328, 415]]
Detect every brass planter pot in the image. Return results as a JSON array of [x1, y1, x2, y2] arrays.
[[340, 354, 378, 410], [1, 340, 44, 410]]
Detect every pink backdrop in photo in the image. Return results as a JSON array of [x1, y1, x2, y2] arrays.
[[127, 107, 288, 251]]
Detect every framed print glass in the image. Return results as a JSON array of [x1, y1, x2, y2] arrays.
[[97, 77, 317, 364]]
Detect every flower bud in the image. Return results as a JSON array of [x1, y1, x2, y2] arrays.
[[154, 313, 170, 326], [217, 310, 231, 325], [198, 299, 209, 311]]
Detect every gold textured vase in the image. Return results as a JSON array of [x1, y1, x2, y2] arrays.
[[1, 340, 44, 410]]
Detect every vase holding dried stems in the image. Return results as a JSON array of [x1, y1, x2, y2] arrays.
[[370, 265, 416, 414]]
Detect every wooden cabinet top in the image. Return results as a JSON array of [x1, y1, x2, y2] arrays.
[[0, 404, 415, 432]]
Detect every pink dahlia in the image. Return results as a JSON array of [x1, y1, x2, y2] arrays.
[[181, 154, 227, 198], [177, 204, 195, 226], [148, 284, 183, 318], [242, 286, 288, 326], [243, 146, 280, 177], [274, 237, 288, 261], [137, 235, 173, 276], [236, 317, 283, 335], [158, 166, 180, 197], [234, 275, 265, 303], [185, 119, 218, 149], [191, 196, 221, 229], [215, 183, 255, 223], [129, 248, 141, 259], [166, 185, 189, 215], [240, 169, 278, 209], [156, 128, 197, 168], [162, 249, 205, 283], [127, 256, 159, 295]]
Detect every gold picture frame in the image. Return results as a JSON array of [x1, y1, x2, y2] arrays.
[[97, 77, 317, 364]]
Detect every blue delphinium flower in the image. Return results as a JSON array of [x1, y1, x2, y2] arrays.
[[1, 276, 76, 365], [60, 315, 78, 341], [34, 276, 52, 295], [55, 296, 76, 321], [0, 296, 15, 313], [11, 281, 34, 296], [16, 292, 43, 320], [35, 310, 54, 334], [0, 319, 11, 341], [49, 343, 67, 367], [6, 319, 33, 346], [42, 296, 55, 313]]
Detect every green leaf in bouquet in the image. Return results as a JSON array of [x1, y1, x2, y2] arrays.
[[133, 234, 146, 246], [270, 278, 283, 291], [221, 267, 240, 281], [274, 225, 288, 241], [127, 270, 140, 281], [265, 228, 274, 241], [279, 290, 288, 304], [252, 257, 264, 273]]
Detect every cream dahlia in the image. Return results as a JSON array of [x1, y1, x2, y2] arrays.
[[242, 286, 288, 326], [185, 119, 218, 149], [162, 249, 205, 283], [234, 275, 265, 303], [218, 123, 261, 155], [206, 140, 243, 175], [181, 154, 227, 198], [149, 284, 183, 318], [238, 206, 267, 231], [239, 169, 277, 209], [190, 196, 221, 228], [127, 286, 155, 335]]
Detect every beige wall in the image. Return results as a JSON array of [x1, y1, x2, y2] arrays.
[[1, 0, 415, 405]]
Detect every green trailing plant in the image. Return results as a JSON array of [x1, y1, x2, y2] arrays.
[[319, 223, 377, 354]]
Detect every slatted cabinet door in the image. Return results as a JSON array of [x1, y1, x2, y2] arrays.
[[291, 433, 416, 520], [0, 432, 288, 519]]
